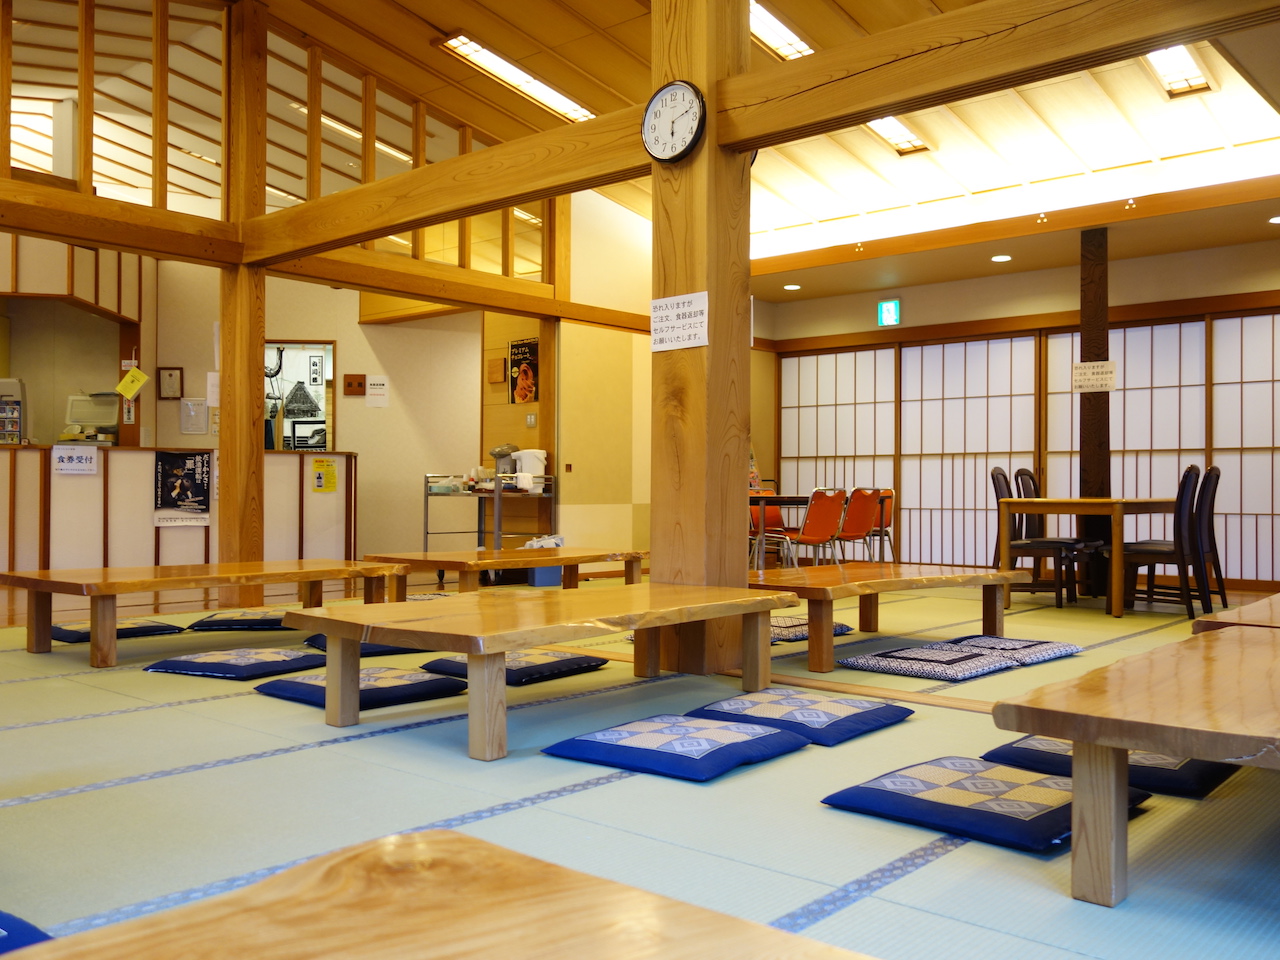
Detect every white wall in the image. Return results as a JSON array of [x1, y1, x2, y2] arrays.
[[570, 190, 652, 313], [156, 260, 220, 448]]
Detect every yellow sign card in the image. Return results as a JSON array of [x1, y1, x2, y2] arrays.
[[312, 457, 337, 493], [116, 367, 150, 400]]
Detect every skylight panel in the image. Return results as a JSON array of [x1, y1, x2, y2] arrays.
[[750, 1, 814, 60], [866, 117, 928, 155], [1145, 45, 1212, 96], [441, 35, 595, 123]]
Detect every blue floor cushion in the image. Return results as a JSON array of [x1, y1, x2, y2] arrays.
[[542, 714, 809, 782], [838, 646, 1018, 681], [981, 735, 1238, 797], [769, 617, 853, 644], [145, 646, 327, 680], [50, 618, 183, 644], [822, 756, 1151, 852], [256, 666, 467, 710], [421, 650, 608, 685], [929, 635, 1083, 664], [303, 636, 409, 657], [187, 608, 292, 630], [0, 910, 52, 954], [686, 687, 913, 746]]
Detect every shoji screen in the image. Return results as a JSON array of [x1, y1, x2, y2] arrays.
[[778, 347, 895, 495], [1211, 314, 1280, 581], [1046, 323, 1206, 541], [899, 338, 1035, 566]]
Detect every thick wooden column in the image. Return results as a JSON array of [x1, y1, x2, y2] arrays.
[[650, 0, 752, 674], [219, 0, 269, 605], [1079, 228, 1111, 568]]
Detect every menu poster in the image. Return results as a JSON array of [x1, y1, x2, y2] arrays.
[[509, 338, 538, 404], [154, 451, 211, 526]]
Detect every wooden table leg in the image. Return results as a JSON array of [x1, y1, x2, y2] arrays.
[[741, 611, 770, 691], [388, 573, 407, 603], [633, 626, 661, 677], [299, 579, 324, 607], [26, 591, 52, 654], [561, 564, 580, 589], [999, 502, 1013, 609], [982, 584, 1004, 636], [857, 594, 878, 633], [1109, 507, 1125, 617], [1070, 740, 1129, 905], [467, 652, 508, 761], [88, 595, 118, 668], [808, 599, 835, 673], [324, 635, 362, 727], [362, 575, 386, 603], [458, 570, 480, 592], [624, 558, 642, 584]]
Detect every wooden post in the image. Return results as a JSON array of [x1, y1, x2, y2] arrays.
[[219, 0, 269, 606], [649, 0, 752, 674], [1079, 228, 1111, 591]]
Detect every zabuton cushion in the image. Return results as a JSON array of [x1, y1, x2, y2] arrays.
[[981, 735, 1238, 798], [928, 634, 1083, 665], [255, 666, 466, 710], [838, 646, 1017, 681], [769, 617, 853, 643], [421, 650, 608, 686], [145, 647, 326, 680], [303, 636, 409, 658], [50, 618, 184, 644], [542, 714, 809, 782], [187, 608, 292, 630], [686, 687, 913, 746], [0, 910, 52, 953], [822, 756, 1150, 852]]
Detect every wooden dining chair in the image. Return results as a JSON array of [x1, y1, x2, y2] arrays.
[[784, 488, 847, 565], [991, 466, 1076, 607], [1111, 464, 1203, 619], [1014, 468, 1100, 596], [1195, 465, 1229, 610]]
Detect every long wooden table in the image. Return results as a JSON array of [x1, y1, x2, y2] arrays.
[[0, 559, 406, 668], [1193, 593, 1280, 633], [993, 625, 1280, 906], [18, 830, 876, 960], [364, 547, 648, 599], [997, 497, 1176, 617], [283, 582, 800, 760], [747, 563, 1032, 672]]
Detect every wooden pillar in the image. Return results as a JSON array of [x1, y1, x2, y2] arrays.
[[650, 0, 752, 674], [1079, 227, 1111, 566], [219, 0, 269, 605]]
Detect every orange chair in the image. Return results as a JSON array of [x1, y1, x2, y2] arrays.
[[749, 490, 795, 568], [784, 488, 847, 565], [833, 488, 881, 561], [863, 488, 896, 562]]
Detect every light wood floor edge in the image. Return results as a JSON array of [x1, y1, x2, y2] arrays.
[[536, 642, 995, 714]]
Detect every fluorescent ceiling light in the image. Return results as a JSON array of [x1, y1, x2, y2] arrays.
[[1145, 45, 1210, 96], [750, 1, 813, 60], [288, 103, 413, 163], [782, 283, 801, 290], [441, 35, 595, 122], [265, 185, 303, 203], [991, 254, 1012, 262], [866, 116, 927, 155], [514, 207, 543, 226]]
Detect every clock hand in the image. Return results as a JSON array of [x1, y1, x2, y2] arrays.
[[670, 103, 694, 137]]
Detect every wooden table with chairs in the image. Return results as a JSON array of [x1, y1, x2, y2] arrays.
[[750, 488, 896, 569]]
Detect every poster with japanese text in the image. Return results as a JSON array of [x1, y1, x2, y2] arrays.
[[509, 338, 538, 403], [154, 451, 211, 526]]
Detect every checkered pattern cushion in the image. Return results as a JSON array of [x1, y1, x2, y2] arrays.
[[144, 647, 326, 680], [822, 756, 1150, 851], [838, 646, 1018, 681], [981, 735, 1238, 797], [303, 636, 409, 657], [422, 650, 608, 686], [687, 687, 912, 746], [928, 635, 1083, 665], [769, 617, 853, 643], [255, 666, 466, 710], [542, 714, 809, 782], [187, 608, 292, 630], [0, 909, 52, 952], [50, 618, 184, 644]]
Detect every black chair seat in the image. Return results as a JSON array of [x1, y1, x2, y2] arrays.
[[1019, 537, 1086, 549]]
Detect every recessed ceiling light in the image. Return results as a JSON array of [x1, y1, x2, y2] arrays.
[[783, 284, 801, 290], [440, 35, 595, 123], [1145, 45, 1211, 96], [1270, 216, 1280, 224], [991, 255, 1012, 263]]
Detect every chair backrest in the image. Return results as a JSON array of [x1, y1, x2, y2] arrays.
[[839, 488, 880, 539], [1172, 464, 1201, 556], [872, 489, 894, 531], [798, 488, 847, 542], [1013, 469, 1045, 538], [990, 467, 1022, 540], [749, 489, 785, 535], [1194, 465, 1220, 556]]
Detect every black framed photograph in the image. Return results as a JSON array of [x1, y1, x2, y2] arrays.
[[157, 367, 184, 400]]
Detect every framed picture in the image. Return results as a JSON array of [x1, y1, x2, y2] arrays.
[[158, 367, 184, 400]]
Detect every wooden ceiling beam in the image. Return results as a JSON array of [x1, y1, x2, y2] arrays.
[[0, 176, 241, 263], [717, 0, 1280, 151]]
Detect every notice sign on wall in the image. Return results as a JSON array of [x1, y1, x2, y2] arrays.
[[651, 291, 709, 352], [53, 445, 99, 475], [155, 451, 211, 526], [1072, 360, 1117, 393], [312, 457, 337, 493]]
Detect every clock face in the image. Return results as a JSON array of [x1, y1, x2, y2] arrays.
[[642, 81, 706, 162]]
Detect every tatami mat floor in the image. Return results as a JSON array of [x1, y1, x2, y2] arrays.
[[2, 579, 1278, 959]]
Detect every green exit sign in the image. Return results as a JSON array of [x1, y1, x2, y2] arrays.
[[878, 300, 901, 326]]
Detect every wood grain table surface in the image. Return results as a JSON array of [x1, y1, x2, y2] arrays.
[[1193, 592, 1280, 633], [364, 547, 648, 597]]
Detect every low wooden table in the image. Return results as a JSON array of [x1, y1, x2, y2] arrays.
[[747, 563, 1032, 672], [363, 547, 648, 599], [0, 559, 406, 668], [284, 582, 799, 760], [993, 625, 1280, 906], [1193, 593, 1280, 633], [18, 830, 876, 960]]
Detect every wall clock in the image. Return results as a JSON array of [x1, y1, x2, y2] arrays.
[[642, 80, 706, 163]]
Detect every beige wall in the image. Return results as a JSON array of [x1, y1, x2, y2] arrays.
[[750, 347, 778, 487], [156, 261, 219, 448]]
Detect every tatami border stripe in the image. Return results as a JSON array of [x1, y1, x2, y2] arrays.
[[0, 692, 257, 731], [769, 835, 971, 933]]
